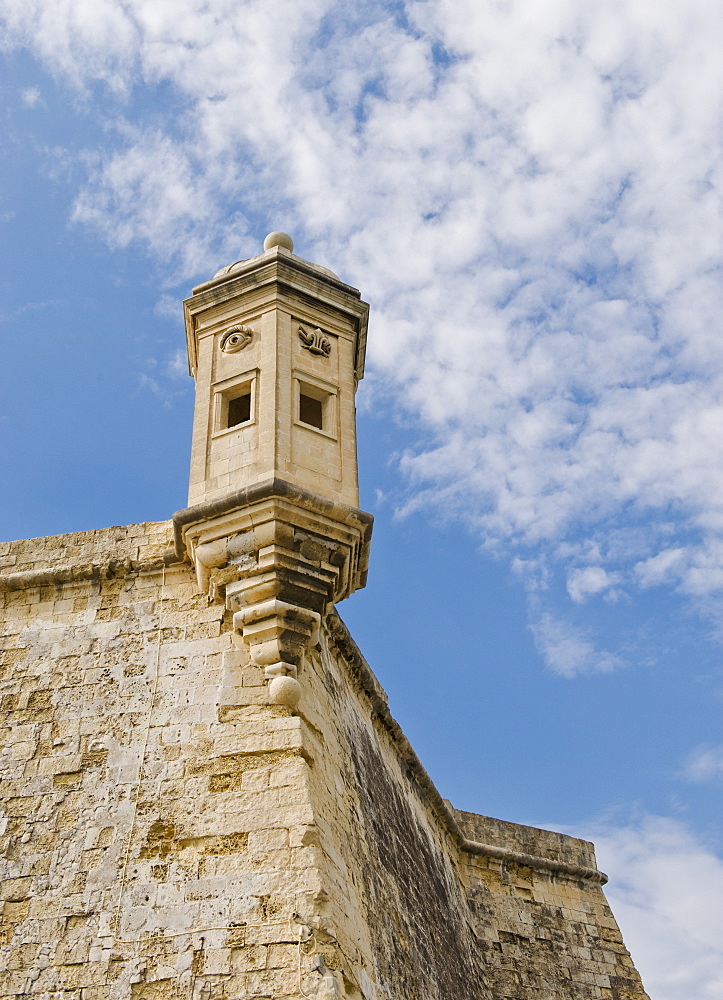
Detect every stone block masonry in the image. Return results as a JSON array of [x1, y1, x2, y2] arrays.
[[0, 523, 323, 999], [0, 521, 649, 1000]]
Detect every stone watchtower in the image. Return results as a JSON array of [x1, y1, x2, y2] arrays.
[[0, 235, 650, 1000], [176, 230, 372, 712]]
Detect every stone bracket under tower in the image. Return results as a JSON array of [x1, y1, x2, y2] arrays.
[[173, 477, 373, 707]]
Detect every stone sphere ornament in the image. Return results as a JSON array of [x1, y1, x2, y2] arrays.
[[269, 675, 302, 708], [264, 231, 294, 252]]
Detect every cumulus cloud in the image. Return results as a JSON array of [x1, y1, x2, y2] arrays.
[[165, 348, 188, 381], [4, 0, 723, 602], [20, 86, 43, 107], [634, 548, 689, 589], [567, 565, 621, 603], [683, 744, 723, 783], [529, 610, 620, 677], [591, 817, 723, 1000], [136, 350, 192, 405]]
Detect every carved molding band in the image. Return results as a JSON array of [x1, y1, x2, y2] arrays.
[[173, 480, 373, 711], [220, 325, 254, 353], [298, 325, 331, 357]]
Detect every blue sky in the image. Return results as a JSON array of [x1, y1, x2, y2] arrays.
[[2, 2, 723, 995]]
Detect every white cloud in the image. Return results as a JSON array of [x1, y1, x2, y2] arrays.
[[591, 817, 723, 1000], [165, 348, 187, 381], [4, 0, 723, 602], [153, 294, 180, 320], [683, 744, 723, 783], [20, 86, 43, 107], [136, 351, 192, 405], [567, 565, 621, 603], [529, 611, 620, 677], [71, 129, 241, 276], [511, 555, 551, 593], [634, 548, 689, 589]]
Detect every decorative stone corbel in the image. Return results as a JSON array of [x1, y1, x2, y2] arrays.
[[173, 479, 373, 710], [231, 599, 320, 707], [193, 538, 228, 593]]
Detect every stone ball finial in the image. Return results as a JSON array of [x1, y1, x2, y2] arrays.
[[264, 231, 294, 252], [268, 675, 302, 708]]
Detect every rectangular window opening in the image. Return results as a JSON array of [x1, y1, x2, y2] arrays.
[[227, 391, 252, 428], [299, 392, 324, 430]]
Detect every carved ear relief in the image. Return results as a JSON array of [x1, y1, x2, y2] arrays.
[[298, 324, 332, 357], [220, 325, 254, 353]]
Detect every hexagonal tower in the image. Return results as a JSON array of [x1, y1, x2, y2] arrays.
[[184, 231, 367, 511], [174, 232, 373, 709]]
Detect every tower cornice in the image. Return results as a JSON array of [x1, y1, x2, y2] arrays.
[[184, 247, 369, 381]]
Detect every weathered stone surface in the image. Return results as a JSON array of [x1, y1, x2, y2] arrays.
[[0, 523, 649, 999]]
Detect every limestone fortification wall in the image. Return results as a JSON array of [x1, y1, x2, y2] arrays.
[[0, 522, 648, 1000]]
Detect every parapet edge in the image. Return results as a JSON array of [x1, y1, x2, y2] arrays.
[[325, 611, 608, 885]]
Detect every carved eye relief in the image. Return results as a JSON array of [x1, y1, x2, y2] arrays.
[[298, 325, 332, 358], [220, 326, 254, 353]]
